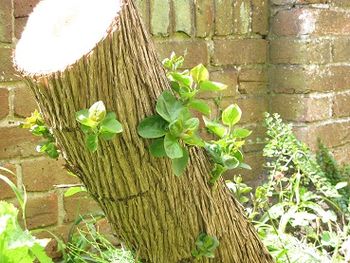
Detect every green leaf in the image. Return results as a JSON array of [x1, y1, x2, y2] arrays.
[[76, 109, 97, 128], [172, 148, 189, 176], [80, 125, 92, 134], [335, 181, 348, 190], [168, 72, 192, 88], [188, 100, 211, 116], [170, 81, 180, 93], [88, 101, 106, 122], [31, 125, 49, 137], [150, 138, 167, 157], [203, 117, 227, 138], [238, 163, 252, 170], [31, 243, 53, 263], [86, 134, 98, 152], [43, 142, 59, 159], [104, 112, 117, 120], [199, 80, 227, 92], [222, 155, 239, 169], [156, 91, 184, 122], [183, 135, 205, 147], [0, 173, 25, 213], [138, 115, 168, 139], [222, 104, 242, 127], [190, 64, 209, 83], [169, 119, 184, 137], [179, 86, 197, 100], [100, 131, 116, 141], [232, 128, 252, 139], [100, 118, 123, 134], [64, 186, 87, 197], [164, 133, 183, 159], [184, 118, 200, 132]]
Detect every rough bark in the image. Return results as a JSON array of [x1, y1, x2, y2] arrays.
[[16, 1, 273, 262]]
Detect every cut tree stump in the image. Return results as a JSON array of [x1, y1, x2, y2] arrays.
[[14, 0, 273, 262]]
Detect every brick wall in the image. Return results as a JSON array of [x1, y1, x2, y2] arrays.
[[269, 0, 350, 164], [0, 0, 349, 250]]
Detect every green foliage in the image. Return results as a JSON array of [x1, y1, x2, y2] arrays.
[[139, 53, 249, 180], [226, 175, 252, 204], [57, 216, 138, 263], [22, 110, 59, 158], [191, 233, 219, 260], [0, 167, 52, 263], [229, 113, 350, 263], [204, 104, 251, 184], [64, 186, 87, 197], [316, 140, 350, 213], [76, 101, 123, 152]]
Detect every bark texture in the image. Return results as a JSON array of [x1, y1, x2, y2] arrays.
[[17, 1, 273, 262]]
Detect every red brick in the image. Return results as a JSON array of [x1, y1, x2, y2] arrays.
[[273, 65, 350, 93], [96, 218, 119, 245], [333, 38, 350, 63], [195, 0, 213, 37], [239, 82, 267, 95], [333, 92, 350, 118], [14, 0, 40, 18], [239, 68, 268, 82], [233, 0, 251, 35], [155, 40, 208, 68], [272, 9, 319, 36], [15, 16, 28, 40], [64, 193, 101, 222], [296, 0, 328, 3], [221, 96, 268, 124], [271, 0, 294, 4], [199, 68, 238, 99], [315, 10, 350, 36], [22, 158, 80, 192], [252, 0, 269, 35], [0, 47, 20, 82], [297, 121, 350, 149], [0, 88, 9, 119], [242, 123, 266, 152], [0, 163, 16, 200], [213, 39, 267, 66], [225, 151, 265, 184], [270, 39, 331, 64], [14, 85, 37, 117], [215, 0, 234, 35], [25, 193, 58, 229], [269, 65, 341, 94], [238, 68, 268, 95], [332, 144, 350, 165], [0, 0, 13, 43], [271, 94, 332, 122], [0, 127, 40, 159], [331, 0, 350, 7]]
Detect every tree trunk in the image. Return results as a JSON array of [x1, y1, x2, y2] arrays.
[[14, 0, 273, 262]]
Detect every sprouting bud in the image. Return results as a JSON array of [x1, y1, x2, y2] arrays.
[[88, 101, 106, 123]]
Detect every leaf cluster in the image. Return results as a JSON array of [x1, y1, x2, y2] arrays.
[[76, 101, 123, 152], [0, 167, 52, 263], [204, 104, 251, 184], [230, 113, 350, 263], [191, 233, 219, 260], [139, 53, 251, 180], [22, 109, 59, 159]]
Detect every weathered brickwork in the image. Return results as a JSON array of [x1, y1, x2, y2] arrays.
[[270, 0, 350, 155], [0, 0, 349, 257]]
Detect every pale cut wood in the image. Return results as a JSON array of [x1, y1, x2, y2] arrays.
[[15, 0, 121, 75], [14, 0, 274, 262]]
